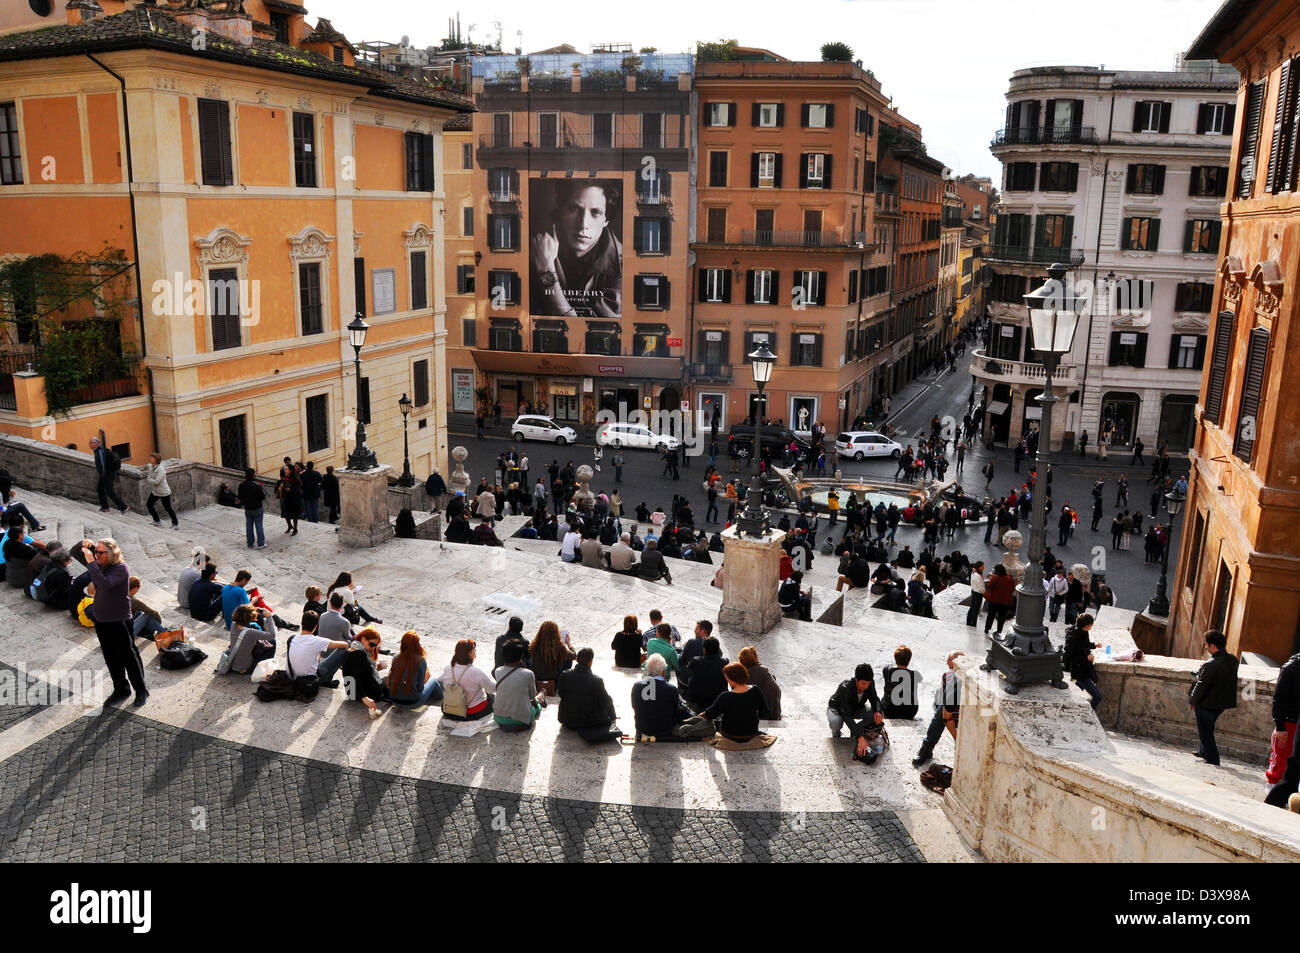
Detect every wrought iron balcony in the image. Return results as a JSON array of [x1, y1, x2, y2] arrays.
[[734, 228, 866, 248], [985, 244, 1085, 267], [991, 125, 1098, 147]]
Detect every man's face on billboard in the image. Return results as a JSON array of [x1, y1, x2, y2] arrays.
[[560, 185, 608, 257]]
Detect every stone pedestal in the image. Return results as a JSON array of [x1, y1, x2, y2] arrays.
[[447, 446, 471, 497], [718, 525, 787, 636], [338, 465, 394, 548]]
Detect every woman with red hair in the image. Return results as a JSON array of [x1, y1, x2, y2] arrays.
[[387, 631, 445, 709]]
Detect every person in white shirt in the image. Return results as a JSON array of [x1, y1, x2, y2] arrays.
[[1047, 568, 1069, 623], [560, 527, 582, 562], [438, 639, 497, 720], [288, 611, 350, 679], [965, 560, 985, 627], [609, 533, 637, 573]]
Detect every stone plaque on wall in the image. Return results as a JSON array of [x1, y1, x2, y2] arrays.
[[372, 268, 396, 315]]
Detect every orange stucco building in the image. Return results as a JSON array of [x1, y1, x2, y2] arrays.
[[0, 0, 470, 480], [690, 58, 899, 436], [1169, 0, 1300, 662]]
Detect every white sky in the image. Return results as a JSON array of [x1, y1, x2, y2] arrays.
[[309, 0, 1227, 180]]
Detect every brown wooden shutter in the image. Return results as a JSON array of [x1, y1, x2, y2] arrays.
[[773, 153, 783, 188], [1204, 310, 1236, 426], [1267, 60, 1293, 193], [1238, 80, 1266, 197], [1158, 101, 1171, 133], [354, 258, 366, 317], [750, 153, 759, 188], [1196, 103, 1209, 134], [1132, 102, 1145, 132], [198, 99, 232, 186], [1233, 327, 1270, 461]]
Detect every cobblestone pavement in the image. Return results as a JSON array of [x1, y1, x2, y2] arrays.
[[0, 709, 924, 863], [0, 662, 67, 734]]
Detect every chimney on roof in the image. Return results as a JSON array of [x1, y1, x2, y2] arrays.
[[188, 0, 254, 46], [66, 0, 104, 25]]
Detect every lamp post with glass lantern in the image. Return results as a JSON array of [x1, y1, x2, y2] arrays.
[[397, 392, 415, 487], [737, 342, 776, 538], [1147, 489, 1185, 617], [346, 313, 378, 471], [982, 262, 1085, 692]]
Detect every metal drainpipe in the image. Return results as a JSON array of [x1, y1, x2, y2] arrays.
[[86, 53, 159, 457]]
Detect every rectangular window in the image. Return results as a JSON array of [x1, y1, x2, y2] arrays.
[[634, 274, 667, 309], [1197, 102, 1233, 135], [639, 217, 663, 253], [1237, 79, 1266, 197], [197, 98, 233, 186], [410, 251, 428, 310], [708, 102, 733, 127], [757, 152, 776, 188], [488, 324, 519, 351], [462, 206, 474, 236], [805, 103, 831, 128], [492, 113, 510, 147], [1234, 327, 1270, 462], [489, 214, 518, 251], [794, 270, 826, 306], [298, 262, 323, 334], [592, 112, 613, 148], [701, 268, 730, 303], [209, 267, 240, 350], [218, 415, 248, 472], [641, 112, 662, 149], [803, 208, 823, 243], [1184, 218, 1221, 253], [1132, 100, 1170, 133], [1108, 330, 1149, 367], [855, 108, 868, 134], [292, 112, 316, 187], [791, 332, 822, 366], [805, 153, 826, 188], [1204, 310, 1237, 426], [488, 269, 518, 304], [456, 264, 474, 295], [1038, 161, 1078, 192], [1189, 165, 1229, 197], [306, 394, 329, 453], [414, 359, 430, 407], [462, 142, 473, 169], [757, 102, 780, 127], [269, 12, 289, 44], [1267, 57, 1300, 194], [706, 207, 727, 243], [488, 167, 514, 200], [1126, 163, 1165, 194], [709, 150, 728, 187], [1006, 162, 1036, 191], [754, 208, 774, 243], [1172, 334, 1206, 370], [1036, 214, 1070, 249], [749, 269, 775, 304], [1121, 216, 1160, 251], [537, 113, 558, 149], [462, 318, 477, 347], [333, 46, 344, 64], [533, 326, 567, 354], [0, 102, 21, 185], [404, 131, 434, 191], [1174, 282, 1213, 312]]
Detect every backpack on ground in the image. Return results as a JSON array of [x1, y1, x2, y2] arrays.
[[159, 643, 207, 670], [442, 665, 468, 718], [255, 670, 301, 702]]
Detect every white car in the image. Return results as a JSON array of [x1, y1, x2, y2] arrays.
[[834, 431, 903, 460], [596, 422, 682, 452], [511, 415, 577, 445]]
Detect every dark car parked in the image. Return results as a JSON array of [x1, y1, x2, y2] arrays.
[[726, 425, 812, 460]]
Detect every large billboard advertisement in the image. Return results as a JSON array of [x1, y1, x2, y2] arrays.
[[529, 178, 623, 317]]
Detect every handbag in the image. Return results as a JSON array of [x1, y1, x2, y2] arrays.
[[160, 643, 207, 670]]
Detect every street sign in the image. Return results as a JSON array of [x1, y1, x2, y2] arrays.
[[667, 337, 683, 347]]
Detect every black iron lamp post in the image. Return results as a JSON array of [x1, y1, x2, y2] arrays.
[[346, 313, 378, 471], [737, 342, 776, 538], [397, 392, 415, 487], [1147, 488, 1186, 617], [983, 262, 1085, 692]]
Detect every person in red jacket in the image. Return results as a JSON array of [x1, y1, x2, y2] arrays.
[[982, 563, 1016, 636]]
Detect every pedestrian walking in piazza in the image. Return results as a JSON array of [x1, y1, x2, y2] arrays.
[[1116, 475, 1129, 509], [1098, 431, 1109, 461], [593, 444, 603, 473], [614, 450, 624, 484], [1131, 437, 1145, 466]]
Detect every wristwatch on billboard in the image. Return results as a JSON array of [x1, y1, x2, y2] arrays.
[[538, 270, 559, 288]]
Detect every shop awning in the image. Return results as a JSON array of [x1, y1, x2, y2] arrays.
[[470, 351, 682, 379], [986, 400, 1010, 416]]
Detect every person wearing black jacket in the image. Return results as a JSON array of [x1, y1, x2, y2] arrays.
[[827, 663, 885, 762], [611, 615, 644, 668], [1189, 630, 1238, 767], [1062, 613, 1102, 709], [632, 655, 692, 739], [341, 629, 389, 712], [495, 616, 531, 670], [1266, 652, 1300, 808], [237, 468, 266, 549], [683, 638, 729, 712], [36, 550, 73, 611], [323, 465, 341, 523], [187, 565, 224, 622], [556, 649, 619, 740], [300, 462, 323, 523]]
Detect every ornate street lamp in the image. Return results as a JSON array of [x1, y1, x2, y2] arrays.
[[346, 313, 378, 470], [737, 342, 776, 538], [1147, 488, 1186, 617], [983, 262, 1085, 692], [397, 392, 415, 487]]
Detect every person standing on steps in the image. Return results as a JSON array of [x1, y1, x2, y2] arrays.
[[144, 453, 178, 529], [237, 467, 267, 549], [89, 437, 128, 514], [281, 470, 302, 536], [300, 461, 323, 523], [323, 465, 340, 524], [84, 538, 148, 708], [1189, 630, 1238, 767]]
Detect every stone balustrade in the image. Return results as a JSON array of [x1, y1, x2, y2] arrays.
[[969, 347, 1080, 387]]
